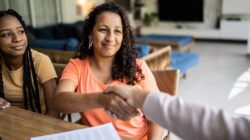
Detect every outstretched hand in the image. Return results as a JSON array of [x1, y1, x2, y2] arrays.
[[0, 97, 11, 110], [100, 92, 139, 120], [104, 84, 150, 109], [104, 84, 149, 120]]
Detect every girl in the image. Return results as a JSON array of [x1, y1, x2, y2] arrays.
[[0, 9, 58, 117]]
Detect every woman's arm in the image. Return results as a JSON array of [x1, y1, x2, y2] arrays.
[[52, 79, 136, 116], [42, 78, 59, 118], [52, 79, 102, 113]]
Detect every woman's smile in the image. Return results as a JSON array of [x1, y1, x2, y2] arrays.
[[101, 42, 115, 49]]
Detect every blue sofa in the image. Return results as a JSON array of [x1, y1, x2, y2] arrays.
[[136, 44, 150, 58], [27, 21, 83, 51], [29, 38, 78, 51], [137, 44, 199, 75], [136, 34, 199, 76]]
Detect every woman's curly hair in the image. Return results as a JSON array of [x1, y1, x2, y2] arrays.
[[78, 2, 144, 85]]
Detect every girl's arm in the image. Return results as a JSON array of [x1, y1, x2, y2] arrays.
[[42, 78, 59, 118]]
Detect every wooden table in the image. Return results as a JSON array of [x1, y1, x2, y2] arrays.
[[0, 106, 132, 140], [0, 106, 86, 140]]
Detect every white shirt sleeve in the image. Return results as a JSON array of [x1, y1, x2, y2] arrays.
[[142, 92, 250, 140]]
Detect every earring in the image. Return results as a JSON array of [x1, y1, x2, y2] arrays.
[[88, 41, 93, 49]]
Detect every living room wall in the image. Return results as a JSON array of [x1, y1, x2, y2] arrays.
[[61, 0, 222, 29], [0, 0, 222, 30], [142, 0, 222, 29]]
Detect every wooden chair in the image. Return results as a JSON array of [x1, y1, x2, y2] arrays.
[[36, 48, 77, 64], [152, 69, 179, 95], [53, 63, 66, 82], [142, 46, 171, 71], [142, 44, 178, 140], [152, 69, 180, 140]]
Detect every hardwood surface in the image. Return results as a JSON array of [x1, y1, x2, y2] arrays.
[[152, 69, 180, 96], [152, 69, 180, 140], [0, 106, 132, 140], [143, 46, 171, 70], [136, 38, 194, 52], [0, 106, 86, 140], [34, 48, 77, 64]]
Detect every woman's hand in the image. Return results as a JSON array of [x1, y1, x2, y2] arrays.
[[99, 93, 139, 120], [105, 84, 150, 108], [0, 97, 11, 110]]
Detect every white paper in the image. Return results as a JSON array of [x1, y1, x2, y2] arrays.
[[31, 123, 121, 140]]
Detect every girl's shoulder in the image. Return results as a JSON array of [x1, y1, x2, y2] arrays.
[[31, 49, 47, 59], [31, 49, 51, 65]]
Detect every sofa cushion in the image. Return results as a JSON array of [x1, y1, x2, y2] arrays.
[[64, 38, 79, 51], [135, 44, 150, 58], [26, 26, 36, 38], [171, 51, 199, 73], [34, 26, 55, 40], [72, 21, 84, 41], [29, 38, 78, 51], [53, 24, 68, 40], [53, 22, 83, 41]]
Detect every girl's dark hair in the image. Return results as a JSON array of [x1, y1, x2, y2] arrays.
[[79, 2, 144, 85], [0, 9, 41, 113]]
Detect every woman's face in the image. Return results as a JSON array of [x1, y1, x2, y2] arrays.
[[90, 11, 123, 58], [0, 15, 27, 57]]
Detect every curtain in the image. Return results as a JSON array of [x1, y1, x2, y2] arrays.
[[0, 0, 31, 25], [33, 0, 57, 27], [0, 0, 6, 10], [0, 0, 60, 27]]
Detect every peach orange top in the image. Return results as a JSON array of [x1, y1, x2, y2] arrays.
[[60, 58, 159, 139]]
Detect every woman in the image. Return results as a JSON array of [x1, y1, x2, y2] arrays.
[[52, 3, 163, 139], [0, 9, 58, 117]]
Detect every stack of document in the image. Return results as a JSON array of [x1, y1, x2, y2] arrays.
[[31, 123, 121, 140]]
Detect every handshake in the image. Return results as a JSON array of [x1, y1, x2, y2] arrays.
[[0, 84, 150, 121], [102, 84, 150, 121]]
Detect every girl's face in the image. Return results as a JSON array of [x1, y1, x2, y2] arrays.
[[90, 11, 123, 58], [0, 15, 27, 58]]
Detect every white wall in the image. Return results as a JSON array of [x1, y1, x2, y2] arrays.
[[143, 0, 221, 29], [222, 0, 250, 15], [247, 23, 250, 54], [61, 0, 81, 23], [60, 0, 105, 23]]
